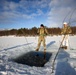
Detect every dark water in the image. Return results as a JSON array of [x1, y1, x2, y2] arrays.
[[13, 51, 52, 67]]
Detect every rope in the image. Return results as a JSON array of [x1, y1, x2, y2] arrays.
[[51, 34, 66, 73], [68, 8, 76, 25], [51, 8, 76, 73], [20, 29, 31, 50], [62, 10, 71, 25], [67, 8, 76, 50]]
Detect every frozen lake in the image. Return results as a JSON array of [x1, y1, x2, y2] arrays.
[[0, 35, 76, 75]]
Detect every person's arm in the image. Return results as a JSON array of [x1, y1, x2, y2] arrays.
[[45, 28, 49, 35], [68, 26, 72, 34], [37, 28, 40, 34], [61, 28, 64, 35]]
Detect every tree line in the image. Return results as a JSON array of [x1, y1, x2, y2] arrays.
[[0, 26, 76, 36]]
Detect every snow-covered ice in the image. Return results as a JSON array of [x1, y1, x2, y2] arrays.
[[0, 35, 76, 75]]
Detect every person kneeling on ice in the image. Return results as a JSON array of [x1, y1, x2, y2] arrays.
[[36, 24, 49, 54], [61, 22, 72, 49]]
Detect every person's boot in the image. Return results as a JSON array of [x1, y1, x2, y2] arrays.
[[35, 48, 39, 56], [65, 46, 67, 49], [44, 49, 46, 59], [44, 49, 46, 54], [36, 48, 39, 51], [60, 46, 64, 49]]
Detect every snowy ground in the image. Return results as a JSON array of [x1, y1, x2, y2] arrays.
[[0, 35, 76, 75]]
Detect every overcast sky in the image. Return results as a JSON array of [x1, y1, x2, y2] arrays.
[[0, 0, 76, 29]]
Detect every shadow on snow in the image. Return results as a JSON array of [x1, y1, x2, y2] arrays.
[[46, 41, 55, 48], [3, 43, 33, 51], [55, 49, 76, 75]]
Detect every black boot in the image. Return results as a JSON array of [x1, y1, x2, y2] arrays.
[[36, 48, 39, 51], [60, 46, 65, 49], [65, 46, 67, 49]]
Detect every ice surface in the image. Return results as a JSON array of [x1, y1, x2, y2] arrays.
[[0, 35, 76, 75]]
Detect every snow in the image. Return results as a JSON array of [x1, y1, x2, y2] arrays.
[[0, 35, 76, 75]]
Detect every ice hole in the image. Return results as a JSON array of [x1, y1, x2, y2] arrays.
[[13, 51, 52, 67]]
